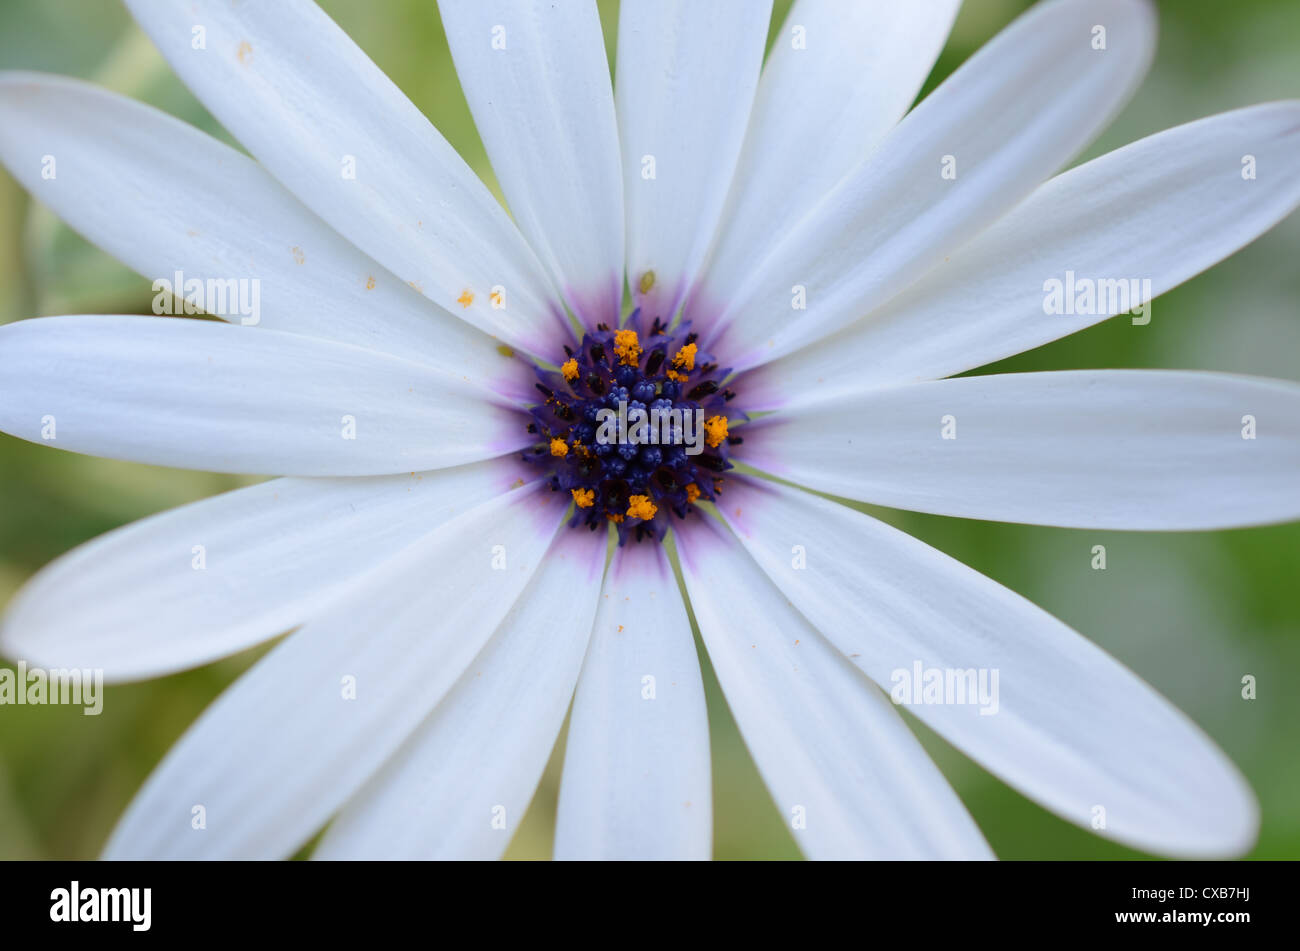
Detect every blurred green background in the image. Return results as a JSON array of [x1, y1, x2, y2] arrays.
[[1, 0, 1297, 860]]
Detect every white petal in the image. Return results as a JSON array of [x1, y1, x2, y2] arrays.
[[123, 0, 568, 355], [707, 0, 1156, 370], [716, 477, 1258, 858], [740, 370, 1300, 531], [0, 316, 529, 476], [676, 516, 991, 860], [0, 459, 527, 682], [686, 0, 960, 327], [744, 102, 1300, 407], [315, 528, 605, 859], [554, 541, 711, 859], [616, 0, 772, 323], [103, 484, 565, 859], [0, 72, 533, 402], [438, 1, 623, 329]]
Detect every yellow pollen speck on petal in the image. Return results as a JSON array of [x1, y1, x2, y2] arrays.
[[704, 415, 729, 448], [365, 275, 376, 290], [291, 246, 304, 265], [549, 438, 569, 458], [457, 289, 474, 308], [489, 288, 503, 307], [665, 369, 687, 382], [672, 342, 697, 371], [236, 40, 252, 64], [560, 358, 579, 381], [613, 329, 641, 366], [626, 495, 657, 520], [497, 343, 515, 358], [638, 270, 656, 294], [685, 483, 701, 504], [572, 488, 595, 508]]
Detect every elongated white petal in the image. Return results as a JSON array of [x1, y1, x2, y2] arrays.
[[104, 484, 565, 859], [708, 0, 1156, 369], [745, 102, 1300, 407], [716, 477, 1258, 858], [677, 517, 991, 860], [0, 459, 527, 682], [123, 0, 568, 354], [0, 316, 528, 476], [438, 1, 623, 329], [741, 370, 1300, 531], [687, 0, 960, 329], [0, 73, 532, 401], [316, 528, 605, 859], [554, 541, 711, 859], [617, 0, 772, 323]]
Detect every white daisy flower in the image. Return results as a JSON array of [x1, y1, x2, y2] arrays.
[[0, 0, 1297, 861]]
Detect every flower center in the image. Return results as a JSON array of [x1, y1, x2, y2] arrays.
[[522, 315, 738, 543]]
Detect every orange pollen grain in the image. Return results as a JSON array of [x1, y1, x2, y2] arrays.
[[672, 343, 698, 371], [626, 494, 657, 520], [685, 483, 701, 504], [704, 415, 729, 448], [613, 329, 642, 366], [457, 289, 474, 308], [560, 358, 579, 381], [549, 438, 569, 458], [571, 488, 595, 508]]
